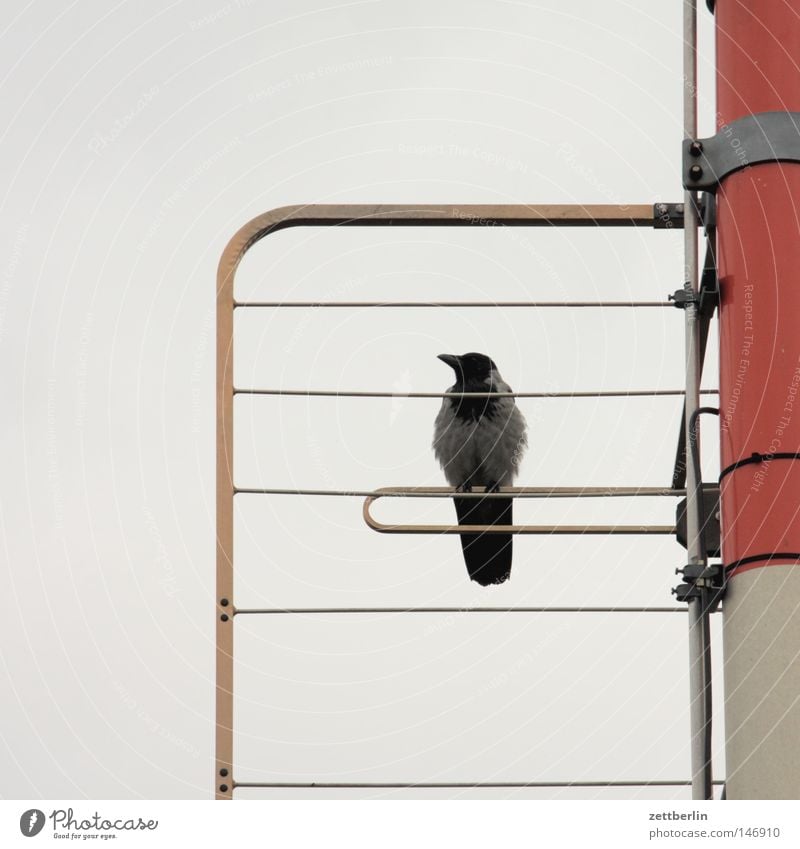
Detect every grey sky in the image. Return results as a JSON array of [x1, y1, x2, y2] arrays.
[[1, 0, 722, 799]]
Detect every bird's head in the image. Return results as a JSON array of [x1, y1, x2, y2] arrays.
[[437, 352, 498, 383]]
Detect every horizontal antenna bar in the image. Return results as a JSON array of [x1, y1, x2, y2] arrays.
[[235, 389, 720, 399], [235, 486, 686, 498], [235, 300, 674, 309], [234, 780, 724, 789], [228, 204, 669, 244], [363, 487, 676, 535], [364, 522, 675, 536], [234, 606, 687, 615]]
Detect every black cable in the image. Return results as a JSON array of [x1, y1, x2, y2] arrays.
[[719, 452, 800, 482], [724, 552, 800, 576], [688, 406, 720, 567]]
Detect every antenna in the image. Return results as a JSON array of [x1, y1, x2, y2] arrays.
[[213, 0, 795, 801], [216, 203, 717, 799]]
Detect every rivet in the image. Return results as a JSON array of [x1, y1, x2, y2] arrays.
[[219, 784, 229, 793], [220, 768, 229, 777], [689, 164, 703, 181], [220, 614, 229, 622], [220, 598, 230, 607]]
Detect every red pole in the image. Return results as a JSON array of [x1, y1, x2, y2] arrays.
[[715, 0, 800, 799]]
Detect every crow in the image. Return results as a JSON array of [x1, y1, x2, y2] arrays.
[[432, 353, 527, 585]]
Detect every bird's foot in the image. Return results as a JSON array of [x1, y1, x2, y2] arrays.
[[456, 482, 473, 493], [486, 481, 501, 493]]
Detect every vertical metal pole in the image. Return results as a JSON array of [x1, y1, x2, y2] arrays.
[[683, 0, 713, 802], [216, 245, 236, 799], [714, 0, 800, 800]]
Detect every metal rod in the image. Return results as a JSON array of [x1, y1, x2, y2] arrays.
[[235, 486, 686, 498], [235, 388, 719, 399], [235, 300, 674, 308], [364, 520, 675, 536], [221, 205, 663, 250], [689, 408, 720, 800], [234, 780, 725, 789], [682, 0, 713, 803], [234, 606, 688, 615], [362, 486, 676, 534], [216, 197, 236, 803]]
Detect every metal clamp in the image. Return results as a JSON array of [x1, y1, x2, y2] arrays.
[[669, 285, 698, 309], [683, 111, 800, 190], [673, 561, 725, 611], [653, 202, 685, 229], [669, 272, 718, 317]]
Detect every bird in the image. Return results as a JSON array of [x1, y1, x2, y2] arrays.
[[432, 353, 527, 585]]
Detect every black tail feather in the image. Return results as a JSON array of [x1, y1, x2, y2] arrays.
[[453, 495, 513, 585]]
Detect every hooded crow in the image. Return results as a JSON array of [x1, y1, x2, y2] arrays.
[[432, 353, 527, 585]]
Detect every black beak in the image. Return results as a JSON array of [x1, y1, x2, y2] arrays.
[[437, 354, 460, 371]]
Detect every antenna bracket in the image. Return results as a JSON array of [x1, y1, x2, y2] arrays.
[[683, 111, 800, 191]]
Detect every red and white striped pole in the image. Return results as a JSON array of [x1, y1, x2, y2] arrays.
[[714, 0, 800, 800]]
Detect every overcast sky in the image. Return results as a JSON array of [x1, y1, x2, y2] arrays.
[[1, 0, 723, 800]]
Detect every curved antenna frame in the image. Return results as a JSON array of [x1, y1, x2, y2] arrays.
[[216, 202, 681, 799]]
